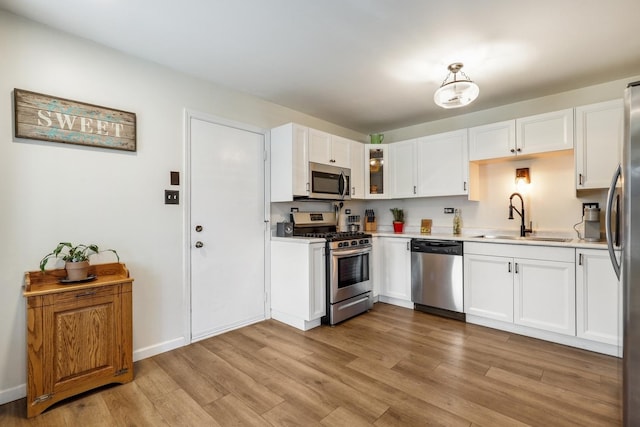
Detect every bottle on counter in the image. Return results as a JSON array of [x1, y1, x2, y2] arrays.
[[453, 209, 462, 234]]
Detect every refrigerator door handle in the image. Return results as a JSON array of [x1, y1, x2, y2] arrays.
[[605, 163, 622, 280]]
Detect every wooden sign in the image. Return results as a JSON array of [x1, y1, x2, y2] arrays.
[[14, 89, 136, 152], [420, 219, 432, 234]]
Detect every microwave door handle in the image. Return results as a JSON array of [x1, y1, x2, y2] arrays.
[[605, 164, 622, 280], [338, 172, 346, 197]]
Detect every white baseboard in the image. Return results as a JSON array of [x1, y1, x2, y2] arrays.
[[133, 336, 188, 361], [377, 295, 414, 309], [466, 315, 622, 357], [271, 310, 321, 331], [0, 337, 189, 406], [0, 383, 26, 405]]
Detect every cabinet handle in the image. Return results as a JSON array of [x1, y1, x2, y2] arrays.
[[407, 241, 410, 251], [579, 253, 583, 265], [515, 262, 519, 274], [76, 290, 97, 298], [413, 185, 417, 194], [352, 186, 355, 196], [516, 148, 521, 152], [579, 173, 584, 186], [306, 182, 310, 191], [463, 182, 467, 191], [510, 148, 516, 153], [508, 262, 512, 273]]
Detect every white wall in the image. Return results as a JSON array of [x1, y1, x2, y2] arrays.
[[0, 10, 365, 404]]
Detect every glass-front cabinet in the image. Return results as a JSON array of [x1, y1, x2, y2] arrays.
[[364, 144, 389, 199]]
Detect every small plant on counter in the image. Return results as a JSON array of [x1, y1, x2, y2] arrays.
[[39, 242, 119, 281], [390, 208, 404, 223], [390, 208, 405, 233]]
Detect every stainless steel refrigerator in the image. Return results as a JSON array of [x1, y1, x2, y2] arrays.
[[606, 80, 640, 426]]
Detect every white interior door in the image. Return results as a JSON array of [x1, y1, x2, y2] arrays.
[[189, 114, 266, 341]]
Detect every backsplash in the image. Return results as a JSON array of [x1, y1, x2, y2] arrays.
[[271, 151, 608, 236]]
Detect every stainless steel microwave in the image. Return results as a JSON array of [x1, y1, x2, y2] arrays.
[[306, 162, 351, 200]]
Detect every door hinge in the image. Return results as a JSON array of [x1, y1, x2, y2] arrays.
[[115, 368, 129, 376], [33, 393, 53, 404]]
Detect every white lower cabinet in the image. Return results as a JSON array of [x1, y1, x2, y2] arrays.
[[371, 236, 382, 298], [464, 254, 514, 322], [513, 257, 575, 336], [464, 243, 575, 336], [576, 248, 622, 349], [271, 240, 325, 331], [378, 237, 412, 307]]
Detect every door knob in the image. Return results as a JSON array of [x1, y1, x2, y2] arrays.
[[195, 241, 204, 248], [195, 225, 203, 232]]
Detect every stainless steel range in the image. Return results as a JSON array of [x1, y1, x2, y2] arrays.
[[292, 212, 373, 325]]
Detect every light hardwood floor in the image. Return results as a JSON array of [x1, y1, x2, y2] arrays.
[[0, 303, 622, 426]]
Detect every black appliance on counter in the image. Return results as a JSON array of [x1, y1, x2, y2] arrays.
[[292, 212, 373, 325]]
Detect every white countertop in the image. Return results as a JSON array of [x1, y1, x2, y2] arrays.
[[271, 228, 610, 250], [370, 230, 609, 250]]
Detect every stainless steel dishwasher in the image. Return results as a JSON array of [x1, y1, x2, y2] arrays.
[[410, 239, 465, 321]]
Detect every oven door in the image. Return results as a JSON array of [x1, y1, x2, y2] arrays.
[[329, 245, 372, 303]]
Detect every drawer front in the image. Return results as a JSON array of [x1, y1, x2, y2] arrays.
[[52, 284, 118, 307]]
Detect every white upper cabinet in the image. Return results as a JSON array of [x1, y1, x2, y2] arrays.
[[271, 123, 309, 202], [417, 129, 470, 197], [389, 139, 418, 198], [350, 140, 365, 199], [516, 108, 574, 155], [468, 120, 516, 161], [468, 109, 574, 161], [364, 144, 389, 199], [575, 99, 623, 189], [309, 129, 350, 168]]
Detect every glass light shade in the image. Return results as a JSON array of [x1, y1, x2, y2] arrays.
[[434, 80, 480, 109]]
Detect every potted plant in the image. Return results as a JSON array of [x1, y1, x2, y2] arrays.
[[390, 208, 405, 233], [39, 242, 119, 281]]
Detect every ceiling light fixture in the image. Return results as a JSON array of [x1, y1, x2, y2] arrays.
[[433, 62, 479, 109]]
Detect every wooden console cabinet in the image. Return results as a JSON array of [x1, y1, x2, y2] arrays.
[[23, 263, 133, 418]]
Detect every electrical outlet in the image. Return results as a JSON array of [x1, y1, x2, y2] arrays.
[[582, 202, 599, 215], [165, 190, 179, 205], [444, 207, 455, 214]]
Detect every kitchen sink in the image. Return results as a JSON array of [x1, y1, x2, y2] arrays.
[[474, 235, 573, 243]]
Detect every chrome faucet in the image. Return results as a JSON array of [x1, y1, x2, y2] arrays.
[[509, 192, 532, 237]]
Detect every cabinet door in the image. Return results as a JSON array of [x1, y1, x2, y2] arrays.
[[576, 249, 621, 347], [575, 100, 623, 189], [463, 254, 514, 322], [309, 243, 326, 320], [331, 135, 351, 168], [468, 120, 516, 160], [308, 128, 333, 165], [516, 108, 574, 155], [39, 287, 122, 400], [417, 129, 468, 197], [350, 140, 365, 199], [380, 238, 411, 301], [371, 237, 382, 297], [270, 123, 308, 201], [364, 144, 389, 199], [389, 139, 418, 198], [513, 258, 575, 335]]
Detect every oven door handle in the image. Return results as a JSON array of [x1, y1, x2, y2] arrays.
[[332, 247, 372, 257]]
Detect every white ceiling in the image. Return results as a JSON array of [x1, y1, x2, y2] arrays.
[[2, 0, 640, 134]]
